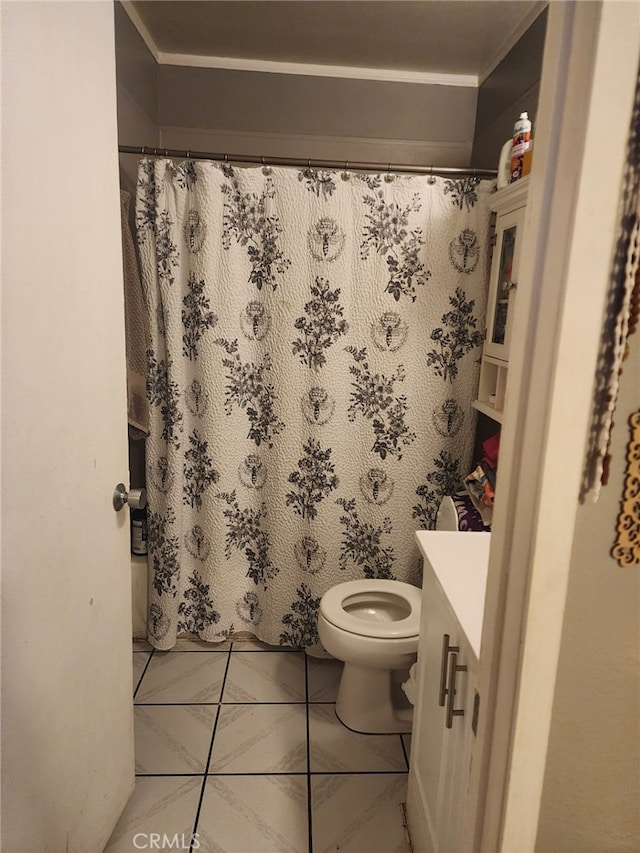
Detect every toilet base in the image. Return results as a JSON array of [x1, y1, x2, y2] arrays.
[[335, 662, 414, 734]]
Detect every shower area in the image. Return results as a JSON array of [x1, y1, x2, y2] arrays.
[[115, 2, 546, 649]]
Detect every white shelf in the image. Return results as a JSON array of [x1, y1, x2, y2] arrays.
[[472, 400, 504, 424], [489, 175, 530, 214]]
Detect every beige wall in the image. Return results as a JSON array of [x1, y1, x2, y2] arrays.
[[157, 64, 477, 166], [536, 333, 640, 852]]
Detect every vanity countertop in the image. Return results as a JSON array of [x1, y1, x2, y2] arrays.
[[415, 530, 491, 660]]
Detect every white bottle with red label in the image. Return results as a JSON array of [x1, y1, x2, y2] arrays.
[[509, 112, 532, 183]]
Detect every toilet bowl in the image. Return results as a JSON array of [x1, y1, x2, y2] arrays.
[[317, 579, 421, 734]]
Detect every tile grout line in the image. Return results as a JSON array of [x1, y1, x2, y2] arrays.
[[133, 700, 311, 706], [305, 653, 313, 853], [133, 648, 155, 700], [400, 734, 410, 770], [189, 646, 232, 853], [135, 769, 409, 778]]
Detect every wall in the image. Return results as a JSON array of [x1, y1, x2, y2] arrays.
[[114, 0, 159, 192], [472, 8, 548, 169], [157, 65, 477, 167], [535, 335, 640, 852]]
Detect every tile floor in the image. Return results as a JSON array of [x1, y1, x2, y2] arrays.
[[106, 638, 412, 853]]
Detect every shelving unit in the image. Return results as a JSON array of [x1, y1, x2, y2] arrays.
[[473, 176, 529, 424]]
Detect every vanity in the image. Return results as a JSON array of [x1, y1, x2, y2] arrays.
[[406, 531, 491, 853]]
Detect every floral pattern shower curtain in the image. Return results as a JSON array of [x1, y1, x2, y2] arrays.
[[135, 159, 493, 650]]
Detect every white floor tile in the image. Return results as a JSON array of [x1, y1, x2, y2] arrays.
[[197, 775, 308, 853], [223, 651, 305, 702], [312, 774, 411, 853], [307, 657, 343, 702], [104, 776, 201, 852], [134, 705, 216, 774], [136, 651, 228, 703], [209, 704, 307, 773], [309, 705, 407, 772]]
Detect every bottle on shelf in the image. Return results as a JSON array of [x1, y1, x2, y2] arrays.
[[509, 112, 532, 183], [131, 507, 148, 555]]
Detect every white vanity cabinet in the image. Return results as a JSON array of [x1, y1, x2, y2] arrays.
[[473, 176, 529, 424], [407, 532, 491, 853]]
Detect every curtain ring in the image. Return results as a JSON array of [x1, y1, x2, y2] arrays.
[[384, 162, 395, 183], [261, 155, 272, 176], [428, 164, 436, 185], [341, 160, 350, 181], [186, 150, 191, 159], [224, 153, 229, 163], [140, 146, 146, 156], [164, 148, 169, 157], [152, 147, 158, 157]]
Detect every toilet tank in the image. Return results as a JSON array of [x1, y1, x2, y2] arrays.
[[435, 494, 491, 532], [435, 496, 459, 531]]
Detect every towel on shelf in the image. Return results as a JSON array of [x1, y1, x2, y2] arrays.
[[120, 190, 150, 434], [464, 464, 495, 527], [463, 432, 500, 527]]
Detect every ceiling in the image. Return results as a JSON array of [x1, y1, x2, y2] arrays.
[[127, 1, 546, 83]]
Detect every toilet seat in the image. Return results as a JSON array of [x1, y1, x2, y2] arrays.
[[320, 579, 421, 639]]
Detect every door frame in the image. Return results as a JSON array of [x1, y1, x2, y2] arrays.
[[469, 2, 640, 850]]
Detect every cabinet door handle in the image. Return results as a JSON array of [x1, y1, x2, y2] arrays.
[[439, 634, 459, 707], [445, 651, 468, 728]]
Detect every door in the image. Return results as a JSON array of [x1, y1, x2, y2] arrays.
[[483, 205, 524, 361], [1, 3, 134, 851], [407, 565, 453, 850], [407, 561, 478, 853]]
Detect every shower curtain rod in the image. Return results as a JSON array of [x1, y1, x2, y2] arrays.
[[118, 145, 497, 178]]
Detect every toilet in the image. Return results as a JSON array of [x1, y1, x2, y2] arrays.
[[317, 496, 463, 734], [317, 579, 421, 734]]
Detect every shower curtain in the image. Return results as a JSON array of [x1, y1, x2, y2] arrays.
[[135, 158, 493, 650]]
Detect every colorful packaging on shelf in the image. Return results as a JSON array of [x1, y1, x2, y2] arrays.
[[509, 112, 532, 183]]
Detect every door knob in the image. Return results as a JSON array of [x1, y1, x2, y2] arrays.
[[113, 484, 147, 512]]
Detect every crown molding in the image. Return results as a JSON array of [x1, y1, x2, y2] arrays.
[[157, 52, 478, 88]]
